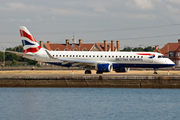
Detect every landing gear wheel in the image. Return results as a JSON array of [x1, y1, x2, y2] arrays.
[[154, 68, 158, 74], [85, 70, 91, 74], [96, 71, 103, 74]]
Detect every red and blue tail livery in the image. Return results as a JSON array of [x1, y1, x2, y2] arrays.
[[19, 26, 41, 53]]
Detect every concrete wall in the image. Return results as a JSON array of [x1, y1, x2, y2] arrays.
[[0, 74, 180, 88]]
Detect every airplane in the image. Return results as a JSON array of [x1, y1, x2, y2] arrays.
[[7, 26, 175, 74]]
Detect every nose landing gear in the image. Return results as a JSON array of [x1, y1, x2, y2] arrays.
[[154, 68, 158, 74]]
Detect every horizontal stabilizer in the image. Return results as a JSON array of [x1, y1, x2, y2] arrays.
[[6, 51, 35, 56]]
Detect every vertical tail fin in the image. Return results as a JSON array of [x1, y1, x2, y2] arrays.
[[19, 26, 41, 53]]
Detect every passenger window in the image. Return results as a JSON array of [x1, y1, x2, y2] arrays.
[[86, 55, 88, 57], [109, 56, 111, 58], [134, 56, 136, 58], [70, 55, 71, 57], [63, 55, 65, 57], [127, 56, 128, 58], [66, 55, 68, 57], [105, 56, 107, 57], [89, 55, 91, 57], [97, 55, 99, 57], [73, 55, 75, 57], [101, 55, 103, 57], [59, 55, 61, 57], [82, 55, 84, 57], [116, 56, 118, 58], [76, 55, 78, 57], [56, 55, 58, 57], [137, 56, 139, 58], [53, 55, 54, 57], [141, 56, 143, 58], [119, 56, 121, 58], [130, 56, 132, 58], [123, 56, 125, 58], [79, 55, 81, 57], [93, 55, 95, 57], [112, 56, 114, 58]]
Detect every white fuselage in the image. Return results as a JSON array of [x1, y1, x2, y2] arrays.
[[23, 48, 175, 69]]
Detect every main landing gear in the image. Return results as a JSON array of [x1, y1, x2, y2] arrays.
[[154, 68, 158, 74], [85, 70, 92, 74], [96, 71, 103, 74], [84, 70, 103, 74]]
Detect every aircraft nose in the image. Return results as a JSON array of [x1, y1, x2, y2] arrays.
[[168, 60, 175, 67]]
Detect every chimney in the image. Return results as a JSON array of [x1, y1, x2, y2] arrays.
[[155, 45, 158, 50], [178, 39, 180, 43], [104, 40, 107, 51], [79, 39, 82, 46], [111, 40, 114, 51], [66, 39, 69, 46], [39, 41, 43, 47], [47, 41, 50, 43], [116, 41, 120, 52]]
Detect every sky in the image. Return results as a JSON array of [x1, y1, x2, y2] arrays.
[[1, 0, 180, 51]]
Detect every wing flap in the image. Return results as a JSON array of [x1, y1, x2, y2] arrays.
[[58, 58, 96, 67], [45, 50, 97, 67]]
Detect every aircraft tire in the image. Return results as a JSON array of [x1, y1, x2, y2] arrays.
[[96, 71, 103, 74], [85, 70, 91, 74]]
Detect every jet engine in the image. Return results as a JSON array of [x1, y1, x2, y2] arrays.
[[97, 63, 113, 73]]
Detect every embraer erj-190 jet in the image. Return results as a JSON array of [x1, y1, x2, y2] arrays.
[[7, 26, 175, 74]]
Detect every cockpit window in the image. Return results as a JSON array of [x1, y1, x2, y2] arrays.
[[162, 55, 167, 58], [158, 55, 167, 58], [158, 55, 162, 58]]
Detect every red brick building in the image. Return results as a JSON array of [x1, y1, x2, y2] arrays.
[[154, 39, 180, 66], [40, 39, 120, 52]]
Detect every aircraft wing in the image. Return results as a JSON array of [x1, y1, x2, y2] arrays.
[[45, 50, 99, 67], [58, 58, 97, 67], [6, 51, 35, 56]]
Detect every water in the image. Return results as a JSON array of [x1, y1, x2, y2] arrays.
[[0, 88, 180, 120]]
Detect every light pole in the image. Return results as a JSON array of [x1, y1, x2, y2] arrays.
[[1, 47, 5, 67]]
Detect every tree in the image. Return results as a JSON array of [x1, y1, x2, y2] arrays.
[[121, 46, 155, 52], [132, 47, 144, 51], [12, 59, 17, 65], [121, 46, 133, 51], [143, 46, 155, 52], [0, 52, 3, 62], [5, 45, 37, 65]]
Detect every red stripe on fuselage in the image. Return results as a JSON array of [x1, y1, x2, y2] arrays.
[[136, 53, 155, 56], [20, 30, 37, 42], [24, 46, 41, 53]]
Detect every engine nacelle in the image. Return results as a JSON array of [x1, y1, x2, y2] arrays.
[[115, 67, 130, 73], [97, 63, 113, 73]]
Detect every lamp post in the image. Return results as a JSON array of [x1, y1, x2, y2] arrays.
[[1, 47, 5, 67]]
